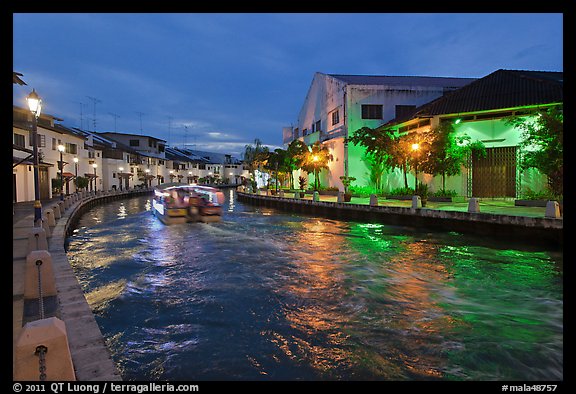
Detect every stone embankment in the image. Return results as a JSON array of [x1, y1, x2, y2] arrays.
[[13, 188, 152, 381]]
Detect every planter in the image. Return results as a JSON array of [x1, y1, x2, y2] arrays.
[[515, 199, 548, 207], [300, 192, 306, 198], [344, 193, 352, 202], [385, 195, 413, 200], [428, 196, 453, 202]]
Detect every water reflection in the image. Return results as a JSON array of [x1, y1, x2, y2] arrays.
[[66, 193, 563, 381]]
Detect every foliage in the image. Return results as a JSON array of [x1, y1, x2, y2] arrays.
[[51, 177, 63, 192], [264, 148, 291, 191], [519, 187, 561, 201], [75, 176, 89, 190], [339, 175, 356, 194], [349, 185, 379, 197], [387, 186, 415, 196], [297, 141, 333, 190], [504, 105, 563, 196], [418, 122, 485, 191], [242, 138, 270, 179], [298, 175, 307, 191], [286, 139, 308, 189], [414, 182, 428, 198], [432, 189, 458, 198]]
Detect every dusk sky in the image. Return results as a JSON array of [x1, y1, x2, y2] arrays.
[[13, 13, 563, 157]]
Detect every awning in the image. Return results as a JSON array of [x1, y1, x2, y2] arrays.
[[84, 173, 98, 178], [117, 172, 134, 178], [62, 172, 75, 178]]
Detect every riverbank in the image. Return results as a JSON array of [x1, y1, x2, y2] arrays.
[[13, 188, 152, 381], [237, 192, 563, 248]]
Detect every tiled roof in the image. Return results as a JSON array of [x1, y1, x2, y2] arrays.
[[386, 69, 563, 126], [328, 73, 476, 89]]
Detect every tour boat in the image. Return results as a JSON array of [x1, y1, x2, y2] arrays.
[[152, 182, 225, 224]]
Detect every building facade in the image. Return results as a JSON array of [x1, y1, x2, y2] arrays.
[[282, 72, 476, 191]]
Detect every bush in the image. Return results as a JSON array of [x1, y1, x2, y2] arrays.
[[520, 187, 562, 201], [387, 187, 415, 196], [349, 185, 380, 197], [432, 189, 458, 198]]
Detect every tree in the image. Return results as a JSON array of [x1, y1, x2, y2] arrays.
[[349, 127, 395, 191], [286, 139, 308, 189], [505, 105, 563, 197], [264, 148, 290, 193], [242, 138, 270, 183], [298, 141, 333, 190], [418, 122, 486, 193]]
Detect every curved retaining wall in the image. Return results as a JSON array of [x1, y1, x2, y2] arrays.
[[237, 192, 563, 248], [49, 189, 153, 381]]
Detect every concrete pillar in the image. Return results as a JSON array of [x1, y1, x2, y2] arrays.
[[468, 197, 480, 213], [27, 227, 48, 252], [313, 191, 320, 202], [14, 317, 76, 381], [51, 204, 61, 220], [370, 194, 378, 206], [279, 190, 285, 197], [545, 200, 561, 218], [44, 209, 56, 227], [337, 191, 345, 203], [412, 195, 422, 209], [57, 200, 65, 214], [24, 250, 57, 299]]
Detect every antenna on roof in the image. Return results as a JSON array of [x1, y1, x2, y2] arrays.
[[135, 111, 146, 134], [86, 96, 102, 132], [108, 112, 120, 132], [71, 101, 85, 130]]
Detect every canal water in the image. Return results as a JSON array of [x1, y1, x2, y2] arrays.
[[65, 190, 563, 381]]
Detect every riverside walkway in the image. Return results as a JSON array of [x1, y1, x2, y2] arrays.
[[13, 189, 151, 381]]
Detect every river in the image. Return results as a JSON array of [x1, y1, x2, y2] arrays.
[[65, 190, 563, 381]]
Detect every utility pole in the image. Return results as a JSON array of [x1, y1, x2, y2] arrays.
[[86, 96, 102, 132]]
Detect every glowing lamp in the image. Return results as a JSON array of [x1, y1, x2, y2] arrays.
[[26, 89, 42, 117]]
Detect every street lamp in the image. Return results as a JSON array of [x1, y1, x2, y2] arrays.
[[58, 144, 65, 200], [26, 89, 43, 226], [92, 163, 98, 192], [73, 157, 79, 193], [146, 168, 151, 188], [411, 143, 420, 190]]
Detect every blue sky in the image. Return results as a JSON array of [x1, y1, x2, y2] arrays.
[[13, 13, 563, 157]]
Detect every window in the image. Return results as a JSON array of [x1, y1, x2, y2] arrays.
[[129, 139, 140, 147], [361, 105, 383, 119], [52, 138, 57, 150], [303, 128, 308, 136], [331, 110, 340, 126], [14, 133, 25, 147], [31, 134, 45, 148], [315, 120, 321, 132], [65, 143, 77, 155], [198, 164, 206, 170], [395, 105, 416, 120]]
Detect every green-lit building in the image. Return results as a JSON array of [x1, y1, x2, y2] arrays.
[[282, 72, 476, 191], [379, 69, 563, 198]]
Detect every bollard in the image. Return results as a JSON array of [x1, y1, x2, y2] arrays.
[[24, 250, 57, 299], [41, 218, 51, 238], [63, 197, 69, 209], [279, 190, 285, 197], [14, 317, 76, 381], [51, 204, 61, 220], [44, 209, 56, 227], [370, 194, 379, 206], [27, 227, 48, 253], [412, 195, 422, 209], [468, 197, 480, 213], [313, 191, 320, 202], [337, 191, 345, 203], [57, 200, 65, 214], [545, 200, 561, 219]]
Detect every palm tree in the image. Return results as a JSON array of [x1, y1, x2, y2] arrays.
[[243, 138, 270, 188], [298, 141, 333, 191], [286, 139, 308, 189]]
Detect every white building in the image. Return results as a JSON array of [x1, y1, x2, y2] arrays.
[[283, 72, 476, 191]]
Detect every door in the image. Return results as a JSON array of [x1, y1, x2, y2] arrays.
[[39, 167, 51, 199], [472, 147, 517, 198]]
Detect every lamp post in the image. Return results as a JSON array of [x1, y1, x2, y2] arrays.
[[26, 89, 43, 226], [92, 163, 98, 192], [146, 168, 151, 188], [118, 167, 124, 191], [73, 157, 79, 193], [58, 144, 65, 200], [411, 143, 420, 190]]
